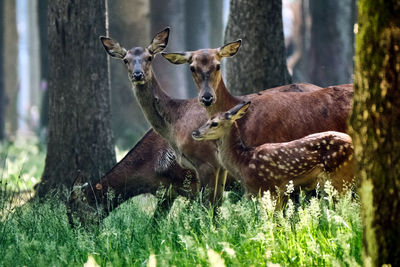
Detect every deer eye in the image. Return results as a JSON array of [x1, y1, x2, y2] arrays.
[[210, 122, 218, 128], [147, 56, 152, 62], [190, 65, 195, 72], [123, 59, 128, 64], [216, 64, 221, 71]]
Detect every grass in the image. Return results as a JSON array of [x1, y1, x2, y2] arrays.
[[0, 141, 362, 267], [0, 137, 45, 192]]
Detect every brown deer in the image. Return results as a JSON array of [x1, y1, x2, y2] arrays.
[[99, 28, 227, 204], [162, 40, 353, 194], [67, 129, 198, 226], [192, 102, 355, 198], [99, 28, 321, 204]]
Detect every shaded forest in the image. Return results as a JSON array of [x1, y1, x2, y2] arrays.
[[1, 0, 399, 266], [0, 0, 356, 146]]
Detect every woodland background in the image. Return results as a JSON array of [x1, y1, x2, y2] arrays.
[[1, 0, 399, 266], [0, 0, 356, 147]]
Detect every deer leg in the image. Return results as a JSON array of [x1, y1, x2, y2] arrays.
[[153, 186, 177, 222], [195, 164, 220, 206], [213, 168, 227, 205]]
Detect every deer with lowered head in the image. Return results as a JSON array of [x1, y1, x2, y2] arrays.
[[162, 39, 353, 192], [192, 102, 355, 198], [99, 28, 322, 204], [67, 129, 198, 226]]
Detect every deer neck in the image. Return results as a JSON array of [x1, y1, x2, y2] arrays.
[[132, 69, 174, 138], [217, 122, 253, 179], [207, 77, 241, 117]]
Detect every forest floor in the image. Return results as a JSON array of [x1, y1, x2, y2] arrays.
[[0, 141, 362, 266]]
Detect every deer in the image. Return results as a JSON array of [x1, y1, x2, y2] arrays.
[[162, 39, 353, 193], [99, 27, 322, 204], [192, 102, 355, 200], [67, 129, 199, 226]]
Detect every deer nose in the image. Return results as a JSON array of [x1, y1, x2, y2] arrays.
[[192, 130, 200, 138], [201, 92, 213, 107], [132, 71, 144, 81]]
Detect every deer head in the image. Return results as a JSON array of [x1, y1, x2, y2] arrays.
[[162, 40, 241, 107], [192, 101, 250, 141], [100, 27, 170, 85]]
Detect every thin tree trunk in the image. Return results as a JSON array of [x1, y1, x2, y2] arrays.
[[108, 0, 150, 148], [38, 0, 48, 137], [3, 0, 18, 137], [224, 0, 292, 95], [349, 1, 400, 265], [150, 0, 187, 98], [0, 0, 5, 140], [27, 0, 41, 112], [37, 0, 116, 197], [208, 0, 223, 48]]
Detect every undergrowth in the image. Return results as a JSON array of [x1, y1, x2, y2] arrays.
[[0, 140, 362, 266], [0, 187, 362, 266]]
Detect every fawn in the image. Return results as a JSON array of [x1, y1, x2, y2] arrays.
[[192, 102, 355, 198]]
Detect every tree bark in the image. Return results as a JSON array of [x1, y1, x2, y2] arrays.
[[0, 0, 5, 140], [108, 0, 150, 148], [224, 0, 292, 95], [349, 1, 400, 266], [307, 0, 354, 87], [292, 0, 355, 87], [150, 0, 188, 98], [3, 0, 18, 137], [38, 0, 49, 136], [37, 0, 116, 197]]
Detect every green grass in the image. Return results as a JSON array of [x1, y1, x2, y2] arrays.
[[0, 141, 362, 267], [0, 138, 45, 191]]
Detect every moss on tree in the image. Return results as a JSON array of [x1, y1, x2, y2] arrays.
[[349, 1, 400, 266]]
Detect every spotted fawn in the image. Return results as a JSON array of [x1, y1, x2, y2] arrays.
[[192, 102, 355, 197]]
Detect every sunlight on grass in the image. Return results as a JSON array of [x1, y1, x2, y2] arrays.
[[0, 137, 45, 192], [0, 185, 362, 266], [0, 140, 362, 266]]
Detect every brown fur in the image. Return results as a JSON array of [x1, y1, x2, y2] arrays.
[[67, 129, 198, 225], [163, 48, 353, 148], [101, 29, 326, 204], [194, 104, 355, 198]]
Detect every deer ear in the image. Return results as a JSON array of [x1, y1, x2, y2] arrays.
[[217, 39, 242, 59], [229, 101, 251, 121], [148, 27, 170, 55], [100, 36, 127, 59], [161, 52, 191, 64], [224, 112, 233, 120]]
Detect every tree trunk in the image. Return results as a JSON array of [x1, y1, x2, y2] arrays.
[[38, 0, 48, 137], [184, 1, 211, 97], [150, 0, 188, 98], [108, 0, 150, 148], [292, 0, 356, 87], [0, 0, 5, 140], [37, 0, 116, 197], [224, 0, 292, 95], [349, 1, 400, 266], [208, 0, 223, 48], [3, 0, 18, 137], [307, 0, 354, 87]]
